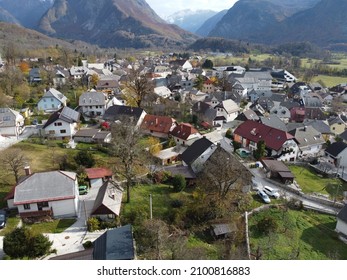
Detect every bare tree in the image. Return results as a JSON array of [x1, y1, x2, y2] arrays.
[[198, 147, 252, 200], [110, 118, 144, 203], [122, 68, 154, 108], [1, 148, 28, 183]]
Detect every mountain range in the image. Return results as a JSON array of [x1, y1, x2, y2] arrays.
[[209, 0, 347, 48], [165, 9, 217, 34], [0, 0, 346, 50]]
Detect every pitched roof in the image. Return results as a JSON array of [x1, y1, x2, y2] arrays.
[[103, 105, 144, 122], [14, 171, 77, 205], [140, 114, 176, 134], [234, 120, 295, 151], [43, 107, 80, 128], [93, 225, 135, 260], [289, 125, 325, 148], [85, 168, 113, 179], [170, 123, 199, 140], [325, 142, 347, 158], [79, 92, 106, 106], [43, 88, 67, 103], [215, 99, 239, 113], [92, 181, 123, 216], [180, 137, 214, 165]]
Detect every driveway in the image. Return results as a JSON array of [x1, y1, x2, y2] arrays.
[[0, 126, 37, 151], [0, 184, 106, 260], [250, 168, 340, 215]]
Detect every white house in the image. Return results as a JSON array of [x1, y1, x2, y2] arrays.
[[43, 106, 80, 139], [170, 123, 201, 146], [79, 91, 107, 117], [37, 88, 67, 112], [181, 137, 216, 173], [13, 170, 79, 219], [325, 141, 347, 168], [289, 125, 325, 159], [0, 108, 24, 136], [214, 99, 239, 123], [154, 86, 172, 99]]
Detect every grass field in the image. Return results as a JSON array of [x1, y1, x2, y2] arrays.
[[25, 219, 76, 235], [288, 165, 347, 199], [312, 75, 347, 87], [249, 208, 347, 260], [0, 217, 20, 236]]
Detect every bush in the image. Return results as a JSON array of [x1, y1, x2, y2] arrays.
[[87, 217, 100, 232], [3, 227, 53, 259], [172, 174, 186, 192], [256, 216, 278, 234], [74, 150, 95, 168], [171, 199, 184, 208], [83, 241, 93, 249]]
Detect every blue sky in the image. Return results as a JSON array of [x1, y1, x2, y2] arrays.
[[146, 0, 238, 18]]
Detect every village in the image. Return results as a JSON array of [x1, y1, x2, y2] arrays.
[[0, 52, 347, 260]]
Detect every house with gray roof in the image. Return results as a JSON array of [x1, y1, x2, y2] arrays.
[[325, 141, 347, 168], [91, 180, 123, 221], [260, 115, 287, 132], [37, 88, 67, 113], [79, 91, 107, 117], [13, 170, 79, 219], [180, 137, 216, 173], [93, 225, 136, 260], [289, 125, 325, 159], [269, 105, 291, 123], [42, 106, 80, 140], [0, 107, 24, 136], [304, 119, 332, 141], [214, 99, 239, 123]]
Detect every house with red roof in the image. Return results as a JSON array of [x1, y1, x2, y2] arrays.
[[234, 120, 298, 161], [140, 114, 177, 138], [85, 168, 113, 188], [170, 123, 201, 146]]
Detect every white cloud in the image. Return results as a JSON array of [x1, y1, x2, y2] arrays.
[[146, 0, 238, 18]]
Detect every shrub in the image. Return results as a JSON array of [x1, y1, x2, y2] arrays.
[[171, 199, 184, 208], [3, 227, 53, 259], [74, 150, 95, 168], [83, 241, 93, 249], [172, 174, 186, 192], [87, 217, 100, 232], [256, 216, 278, 234]]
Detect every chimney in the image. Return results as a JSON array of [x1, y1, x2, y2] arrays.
[[24, 166, 31, 176]]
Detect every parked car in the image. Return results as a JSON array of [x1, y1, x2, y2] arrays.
[[257, 188, 271, 203], [263, 186, 280, 199], [78, 185, 88, 195], [0, 210, 7, 229]]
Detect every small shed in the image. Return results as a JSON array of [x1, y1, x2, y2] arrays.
[[260, 159, 295, 183]]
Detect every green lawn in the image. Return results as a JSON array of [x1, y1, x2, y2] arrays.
[[249, 208, 347, 260], [288, 165, 347, 199], [0, 217, 20, 236], [312, 75, 347, 87], [25, 219, 76, 235]]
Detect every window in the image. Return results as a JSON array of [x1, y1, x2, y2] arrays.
[[24, 204, 30, 210], [54, 122, 62, 126], [60, 129, 66, 134], [3, 116, 10, 121]]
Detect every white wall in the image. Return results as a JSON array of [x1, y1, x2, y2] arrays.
[[38, 97, 63, 112], [45, 121, 77, 139], [336, 219, 347, 235], [91, 178, 103, 188], [51, 198, 78, 218]]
